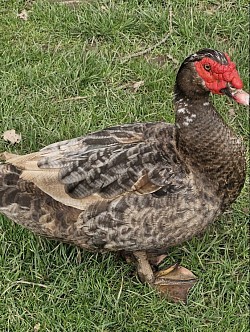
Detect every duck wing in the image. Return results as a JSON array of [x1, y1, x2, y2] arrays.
[[5, 122, 188, 208]]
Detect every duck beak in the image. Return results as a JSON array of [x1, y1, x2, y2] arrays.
[[221, 84, 249, 105]]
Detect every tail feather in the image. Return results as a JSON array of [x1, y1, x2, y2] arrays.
[[0, 163, 29, 209], [0, 152, 20, 161], [0, 162, 88, 247]]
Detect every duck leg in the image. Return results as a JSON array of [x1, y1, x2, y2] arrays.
[[133, 251, 155, 283], [133, 251, 197, 303]]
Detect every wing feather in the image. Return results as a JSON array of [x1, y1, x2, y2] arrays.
[[4, 122, 188, 206]]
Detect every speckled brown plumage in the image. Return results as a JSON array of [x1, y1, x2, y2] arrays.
[[0, 49, 247, 260]]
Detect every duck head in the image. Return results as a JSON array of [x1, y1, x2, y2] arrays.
[[175, 48, 249, 105]]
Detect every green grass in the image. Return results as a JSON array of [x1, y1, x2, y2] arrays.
[[0, 0, 249, 331]]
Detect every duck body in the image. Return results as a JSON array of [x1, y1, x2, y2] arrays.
[[0, 49, 248, 301], [0, 121, 222, 254], [0, 105, 245, 253]]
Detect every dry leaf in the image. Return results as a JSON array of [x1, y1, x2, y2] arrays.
[[205, 9, 216, 15], [50, 0, 81, 6], [117, 80, 145, 93], [242, 207, 249, 214], [34, 323, 41, 332], [148, 54, 179, 67], [228, 108, 236, 117], [132, 80, 144, 92], [100, 5, 109, 11], [3, 129, 22, 144], [150, 54, 169, 66], [17, 9, 28, 21]]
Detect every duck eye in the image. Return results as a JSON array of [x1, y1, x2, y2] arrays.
[[204, 64, 211, 71]]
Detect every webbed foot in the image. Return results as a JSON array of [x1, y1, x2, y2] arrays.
[[133, 251, 197, 303], [154, 262, 197, 303]]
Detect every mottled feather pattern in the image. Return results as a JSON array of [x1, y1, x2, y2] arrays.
[[0, 162, 218, 253], [0, 164, 87, 245], [37, 122, 187, 199], [175, 99, 246, 210], [0, 49, 247, 257]]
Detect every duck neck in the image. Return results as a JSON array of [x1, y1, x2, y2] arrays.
[[174, 93, 246, 209]]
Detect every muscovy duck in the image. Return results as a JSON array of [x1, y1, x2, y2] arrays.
[[0, 49, 248, 302]]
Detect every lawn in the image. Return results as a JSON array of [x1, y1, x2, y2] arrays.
[[0, 0, 249, 331]]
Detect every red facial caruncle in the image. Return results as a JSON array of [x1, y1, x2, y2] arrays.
[[194, 54, 243, 94]]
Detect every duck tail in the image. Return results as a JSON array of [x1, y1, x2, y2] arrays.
[[0, 163, 22, 207], [0, 152, 20, 161]]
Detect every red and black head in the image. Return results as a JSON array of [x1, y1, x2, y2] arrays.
[[175, 48, 249, 105]]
